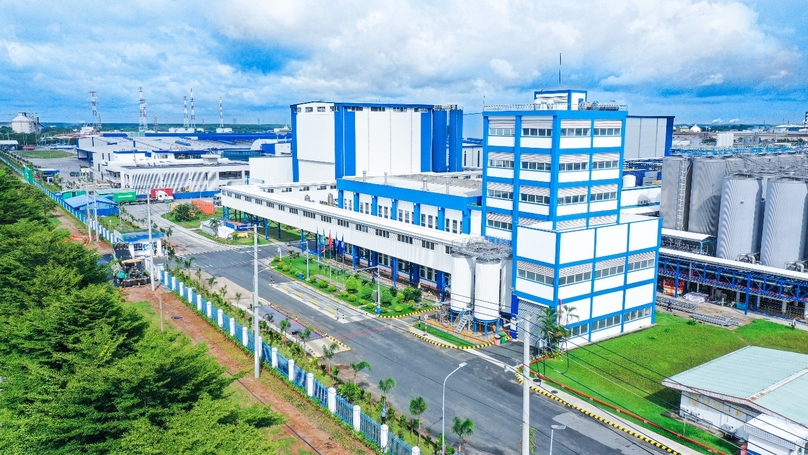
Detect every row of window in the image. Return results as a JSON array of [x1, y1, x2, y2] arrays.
[[486, 219, 512, 231], [375, 229, 390, 238], [560, 128, 590, 137], [489, 127, 516, 136], [522, 128, 552, 137], [397, 234, 413, 244], [487, 189, 514, 200], [593, 127, 621, 136], [517, 268, 553, 285], [264, 184, 336, 194], [628, 258, 655, 271], [590, 191, 618, 202], [625, 306, 652, 322], [558, 271, 592, 286], [489, 160, 620, 171], [345, 199, 463, 234], [296, 105, 425, 113], [302, 210, 315, 219], [595, 264, 625, 279], [520, 193, 551, 205], [558, 191, 617, 205], [490, 127, 621, 138], [593, 315, 621, 331], [569, 324, 588, 337]]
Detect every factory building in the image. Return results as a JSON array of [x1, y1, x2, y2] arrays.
[[291, 102, 463, 181], [222, 90, 662, 343], [11, 112, 42, 134]]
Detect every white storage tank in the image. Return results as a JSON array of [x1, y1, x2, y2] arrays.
[[622, 174, 636, 188], [688, 157, 729, 236], [660, 156, 691, 230], [499, 259, 512, 314], [760, 178, 808, 268], [716, 175, 764, 261], [450, 253, 474, 312], [473, 258, 501, 322]]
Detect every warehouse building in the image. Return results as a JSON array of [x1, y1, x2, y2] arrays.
[[223, 90, 662, 343], [663, 346, 808, 455]]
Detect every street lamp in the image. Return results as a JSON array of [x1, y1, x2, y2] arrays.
[[252, 223, 260, 379], [502, 317, 537, 455], [355, 264, 381, 314], [549, 424, 566, 454], [442, 362, 467, 455]]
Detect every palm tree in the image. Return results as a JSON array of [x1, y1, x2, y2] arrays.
[[279, 319, 291, 337], [349, 360, 371, 384], [183, 256, 196, 271], [537, 306, 570, 357], [218, 284, 228, 300], [378, 377, 396, 403], [206, 276, 217, 291], [409, 397, 427, 445], [195, 267, 202, 282], [321, 341, 339, 371], [299, 326, 313, 354], [451, 416, 475, 453]]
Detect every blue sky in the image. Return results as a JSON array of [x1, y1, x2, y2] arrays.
[[1, 0, 807, 134]]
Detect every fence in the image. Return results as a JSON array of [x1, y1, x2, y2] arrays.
[[161, 270, 415, 454], [0, 152, 121, 245]]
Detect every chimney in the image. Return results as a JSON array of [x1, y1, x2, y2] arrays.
[[422, 177, 428, 190]]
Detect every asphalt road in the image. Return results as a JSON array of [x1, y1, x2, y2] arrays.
[[125, 202, 231, 255], [188, 248, 667, 455]]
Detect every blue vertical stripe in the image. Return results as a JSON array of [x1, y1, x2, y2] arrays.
[[420, 112, 432, 172], [334, 108, 344, 178], [432, 109, 448, 172], [345, 111, 356, 176], [448, 109, 463, 171], [291, 109, 299, 182]]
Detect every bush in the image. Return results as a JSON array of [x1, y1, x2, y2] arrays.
[[394, 305, 403, 312], [389, 285, 398, 297], [359, 286, 373, 300], [282, 264, 291, 272], [309, 276, 318, 284], [339, 290, 349, 297], [365, 304, 376, 311], [318, 281, 329, 289], [358, 299, 367, 306], [380, 289, 393, 305], [381, 308, 390, 314], [402, 286, 422, 302], [347, 295, 357, 302], [327, 285, 337, 292], [345, 277, 359, 293]]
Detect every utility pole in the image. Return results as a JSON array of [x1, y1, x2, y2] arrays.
[[147, 194, 155, 292], [522, 318, 530, 455], [84, 183, 92, 241], [159, 295, 164, 332], [92, 187, 99, 242], [253, 223, 260, 378]]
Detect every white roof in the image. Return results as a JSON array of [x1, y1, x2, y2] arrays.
[[661, 228, 712, 241]]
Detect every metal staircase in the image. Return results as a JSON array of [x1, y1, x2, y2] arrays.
[[674, 160, 690, 230], [454, 313, 473, 333]]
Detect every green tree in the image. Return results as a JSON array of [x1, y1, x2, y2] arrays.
[[380, 289, 393, 306], [451, 416, 475, 453], [378, 377, 396, 403], [349, 360, 371, 384], [409, 396, 428, 445], [279, 319, 291, 336], [321, 341, 339, 371], [345, 276, 359, 293], [170, 203, 199, 222], [299, 326, 313, 354], [537, 306, 570, 357]]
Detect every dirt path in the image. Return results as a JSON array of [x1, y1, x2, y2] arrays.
[[124, 286, 374, 455], [54, 209, 113, 255]]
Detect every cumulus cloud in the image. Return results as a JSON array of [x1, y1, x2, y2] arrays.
[[729, 118, 741, 123], [0, 0, 803, 125]]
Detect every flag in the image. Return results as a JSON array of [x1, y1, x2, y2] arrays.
[[340, 235, 345, 255], [328, 231, 333, 250], [300, 230, 306, 253]]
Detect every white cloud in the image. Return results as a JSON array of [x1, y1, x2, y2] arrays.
[[729, 118, 741, 123], [489, 59, 518, 79], [701, 74, 724, 86], [712, 118, 722, 123]]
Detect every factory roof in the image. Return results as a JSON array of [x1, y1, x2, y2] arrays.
[[662, 346, 808, 428], [661, 228, 712, 242], [342, 172, 482, 198], [291, 100, 438, 109], [660, 247, 808, 284], [63, 194, 117, 209]]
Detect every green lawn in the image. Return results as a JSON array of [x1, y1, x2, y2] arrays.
[[163, 206, 224, 228], [413, 322, 476, 347], [18, 150, 74, 159], [99, 215, 139, 232], [534, 313, 808, 454]]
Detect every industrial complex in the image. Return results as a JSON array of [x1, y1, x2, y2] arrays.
[[24, 86, 808, 455]]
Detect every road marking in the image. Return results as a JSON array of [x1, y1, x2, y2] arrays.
[[340, 326, 393, 339]]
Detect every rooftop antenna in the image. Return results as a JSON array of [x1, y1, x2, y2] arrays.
[[138, 87, 147, 132], [190, 88, 196, 129], [183, 96, 189, 128], [804, 111, 807, 129], [219, 96, 224, 128], [558, 53, 562, 88]]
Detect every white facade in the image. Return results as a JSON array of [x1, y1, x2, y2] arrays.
[[249, 156, 294, 185], [11, 112, 41, 134]]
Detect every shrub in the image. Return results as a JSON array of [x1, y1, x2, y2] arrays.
[[327, 285, 337, 292], [394, 305, 403, 312], [359, 286, 373, 300], [282, 264, 291, 272], [318, 281, 329, 289], [309, 276, 318, 284], [381, 308, 390, 314], [380, 289, 393, 305], [407, 299, 416, 306], [358, 299, 367, 306], [365, 304, 376, 311], [347, 295, 357, 302], [345, 277, 359, 293], [389, 285, 398, 297], [339, 290, 349, 297]]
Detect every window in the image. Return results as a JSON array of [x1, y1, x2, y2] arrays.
[[628, 258, 655, 271], [625, 307, 652, 322], [375, 229, 390, 238], [489, 159, 515, 169], [267, 202, 275, 209], [558, 162, 589, 172], [318, 185, 327, 190], [265, 188, 275, 193], [398, 209, 403, 221], [489, 127, 515, 137], [397, 234, 413, 244], [517, 268, 553, 285], [445, 245, 451, 254], [557, 194, 588, 205], [320, 215, 332, 223], [452, 219, 458, 234], [593, 127, 621, 136], [392, 107, 408, 112], [486, 218, 512, 231], [365, 202, 370, 214], [595, 264, 624, 279], [404, 211, 410, 224], [521, 161, 551, 171], [487, 189, 514, 200], [592, 160, 620, 169], [521, 128, 552, 137], [427, 215, 433, 229], [282, 187, 293, 193], [383, 206, 389, 219], [294, 107, 302, 113], [305, 107, 313, 113], [590, 191, 617, 202], [330, 106, 339, 112], [337, 219, 349, 227], [302, 210, 315, 218], [299, 186, 310, 191], [593, 315, 621, 331], [370, 106, 386, 112], [421, 214, 426, 227], [569, 324, 589, 337], [346, 106, 363, 112], [520, 193, 550, 205], [316, 106, 326, 112], [558, 270, 592, 286], [288, 208, 299, 215], [560, 128, 590, 137], [421, 240, 435, 250], [278, 205, 285, 212], [354, 223, 368, 233]]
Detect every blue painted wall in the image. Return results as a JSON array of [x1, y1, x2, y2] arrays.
[[431, 110, 448, 172]]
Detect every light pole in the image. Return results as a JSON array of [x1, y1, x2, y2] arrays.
[[354, 264, 381, 314], [442, 362, 467, 455], [549, 424, 566, 454], [253, 223, 260, 379], [502, 317, 535, 455], [147, 193, 155, 291]]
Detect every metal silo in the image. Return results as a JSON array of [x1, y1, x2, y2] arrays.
[[760, 178, 808, 268], [473, 258, 501, 323], [687, 157, 729, 235], [450, 253, 474, 313], [660, 156, 691, 230], [499, 259, 512, 314], [716, 175, 763, 261]]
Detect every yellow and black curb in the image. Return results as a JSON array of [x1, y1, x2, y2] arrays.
[[322, 334, 351, 352], [378, 306, 434, 319], [408, 328, 496, 350], [513, 372, 680, 454]]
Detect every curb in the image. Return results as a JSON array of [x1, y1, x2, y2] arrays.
[[513, 371, 680, 455], [408, 327, 496, 350], [378, 306, 435, 319]]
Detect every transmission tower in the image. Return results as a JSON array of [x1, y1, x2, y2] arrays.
[[153, 113, 158, 131], [138, 87, 148, 132], [89, 91, 101, 131], [190, 88, 196, 129], [183, 96, 189, 128], [219, 96, 224, 128]]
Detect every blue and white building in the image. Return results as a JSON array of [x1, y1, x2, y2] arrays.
[[221, 90, 662, 344], [480, 90, 661, 343], [291, 102, 464, 181]]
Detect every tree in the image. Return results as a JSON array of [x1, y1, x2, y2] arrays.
[[279, 319, 291, 337], [321, 342, 339, 371], [182, 256, 196, 271], [409, 396, 428, 445], [536, 306, 570, 357], [194, 267, 202, 282], [234, 292, 242, 305], [218, 284, 228, 300], [345, 276, 359, 293], [451, 416, 475, 453], [378, 377, 396, 403], [205, 276, 217, 290], [170, 203, 199, 222], [349, 360, 371, 384], [299, 326, 312, 354]]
